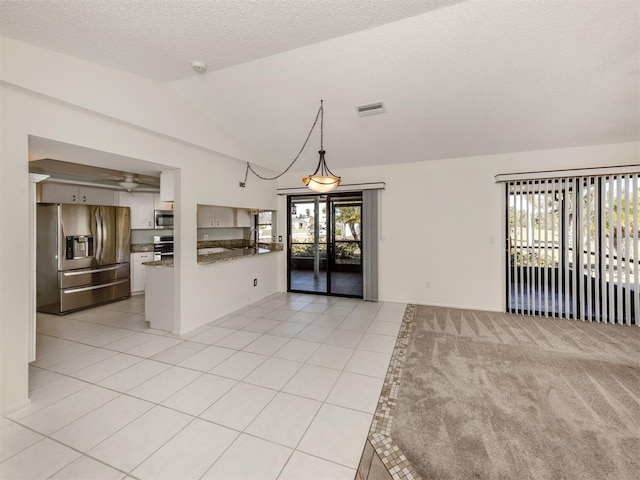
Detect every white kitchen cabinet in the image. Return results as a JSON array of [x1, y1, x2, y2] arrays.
[[197, 205, 216, 227], [80, 186, 115, 205], [131, 252, 153, 294], [154, 193, 173, 211], [235, 208, 252, 227], [197, 205, 240, 228], [41, 183, 116, 205], [40, 184, 76, 203], [145, 266, 174, 331], [118, 192, 155, 229], [160, 170, 174, 202], [214, 206, 235, 227]]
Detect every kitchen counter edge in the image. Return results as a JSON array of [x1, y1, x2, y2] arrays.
[[142, 244, 283, 267]]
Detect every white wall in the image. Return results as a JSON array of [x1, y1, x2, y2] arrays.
[[0, 38, 279, 413], [182, 252, 283, 332], [0, 37, 263, 165], [277, 142, 640, 309], [0, 91, 31, 414]]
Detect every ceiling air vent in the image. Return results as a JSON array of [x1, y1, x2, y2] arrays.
[[356, 102, 385, 117]]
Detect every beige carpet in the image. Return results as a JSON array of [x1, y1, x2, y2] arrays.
[[392, 306, 640, 480]]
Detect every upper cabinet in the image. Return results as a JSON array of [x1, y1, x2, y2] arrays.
[[197, 205, 216, 228], [214, 206, 235, 227], [160, 171, 174, 202], [41, 183, 116, 206], [118, 192, 155, 229], [197, 205, 254, 228], [118, 192, 171, 229], [154, 194, 173, 211], [235, 208, 252, 227], [39, 178, 171, 231]]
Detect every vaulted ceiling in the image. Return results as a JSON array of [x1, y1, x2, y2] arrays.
[[1, 0, 638, 173]]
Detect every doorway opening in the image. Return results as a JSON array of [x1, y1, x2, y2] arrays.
[[287, 193, 363, 298], [28, 136, 177, 362]]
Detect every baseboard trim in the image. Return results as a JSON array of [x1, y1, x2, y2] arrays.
[[381, 299, 503, 313], [1, 398, 31, 416]]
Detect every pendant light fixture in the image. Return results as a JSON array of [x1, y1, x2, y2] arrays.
[[241, 100, 341, 192], [301, 100, 341, 193]]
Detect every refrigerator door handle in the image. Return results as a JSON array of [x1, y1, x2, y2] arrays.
[[62, 265, 123, 276], [95, 208, 103, 261], [99, 208, 105, 262], [63, 278, 128, 294]]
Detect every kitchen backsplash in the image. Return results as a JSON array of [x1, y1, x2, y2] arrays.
[[131, 227, 249, 244], [197, 227, 248, 241]]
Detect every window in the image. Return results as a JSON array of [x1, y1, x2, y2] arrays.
[[256, 211, 272, 243]]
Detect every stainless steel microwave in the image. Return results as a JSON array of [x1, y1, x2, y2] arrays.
[[154, 210, 174, 229]]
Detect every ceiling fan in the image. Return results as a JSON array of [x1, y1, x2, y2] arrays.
[[118, 174, 140, 191], [99, 172, 161, 191], [29, 159, 161, 191]]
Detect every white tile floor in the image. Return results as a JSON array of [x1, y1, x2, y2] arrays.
[[0, 293, 406, 480]]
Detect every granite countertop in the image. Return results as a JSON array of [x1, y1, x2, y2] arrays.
[[197, 246, 275, 265], [197, 239, 251, 249], [142, 242, 283, 267], [143, 258, 174, 267]]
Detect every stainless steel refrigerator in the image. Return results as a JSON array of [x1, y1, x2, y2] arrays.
[[37, 203, 131, 314]]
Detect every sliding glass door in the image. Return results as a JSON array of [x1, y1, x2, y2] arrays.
[[330, 197, 362, 296], [506, 174, 639, 325], [507, 180, 567, 317], [288, 193, 363, 298], [288, 196, 328, 294]]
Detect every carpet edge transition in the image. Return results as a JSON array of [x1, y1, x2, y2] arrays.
[[356, 304, 422, 480]]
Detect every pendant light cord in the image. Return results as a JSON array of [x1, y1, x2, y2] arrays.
[[242, 100, 324, 183]]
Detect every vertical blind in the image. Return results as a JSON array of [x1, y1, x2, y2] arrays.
[[362, 189, 379, 301], [506, 174, 639, 325]]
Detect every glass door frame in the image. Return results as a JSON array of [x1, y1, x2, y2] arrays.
[[287, 192, 363, 298]]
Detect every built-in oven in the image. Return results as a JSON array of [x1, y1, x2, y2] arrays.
[[154, 210, 174, 229], [153, 235, 174, 261]]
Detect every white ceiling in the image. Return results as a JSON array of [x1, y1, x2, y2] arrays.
[[29, 136, 170, 177], [0, 0, 461, 82], [2, 0, 638, 173]]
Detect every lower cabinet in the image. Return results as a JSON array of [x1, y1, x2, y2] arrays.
[[145, 266, 174, 332], [131, 252, 153, 294]]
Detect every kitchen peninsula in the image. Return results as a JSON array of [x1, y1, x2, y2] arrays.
[[143, 240, 283, 332]]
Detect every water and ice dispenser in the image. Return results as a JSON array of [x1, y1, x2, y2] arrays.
[[65, 235, 94, 260]]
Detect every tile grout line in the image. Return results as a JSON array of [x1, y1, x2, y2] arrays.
[[32, 340, 390, 401], [2, 410, 135, 479], [11, 295, 407, 479]]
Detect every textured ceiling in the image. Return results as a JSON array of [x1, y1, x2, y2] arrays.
[[2, 0, 639, 173], [0, 0, 461, 82], [170, 0, 640, 171]]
